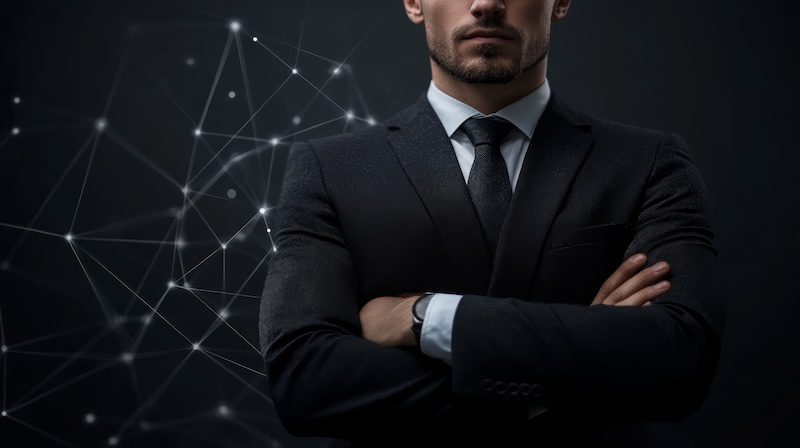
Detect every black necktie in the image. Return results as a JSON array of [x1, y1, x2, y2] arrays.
[[460, 115, 517, 259]]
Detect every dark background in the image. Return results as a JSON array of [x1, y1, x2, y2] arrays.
[[1, 1, 798, 446]]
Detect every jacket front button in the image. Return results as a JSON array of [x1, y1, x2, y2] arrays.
[[495, 381, 506, 394]]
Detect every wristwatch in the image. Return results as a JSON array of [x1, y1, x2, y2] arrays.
[[411, 292, 436, 347]]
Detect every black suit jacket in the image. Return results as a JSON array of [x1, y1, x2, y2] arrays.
[[258, 89, 725, 447]]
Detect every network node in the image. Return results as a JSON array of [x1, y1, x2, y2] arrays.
[[167, 280, 175, 289], [266, 228, 271, 233], [183, 282, 191, 289], [112, 315, 126, 326], [367, 116, 376, 126], [259, 207, 266, 215], [272, 245, 278, 252], [220, 243, 227, 250], [11, 127, 20, 135], [1, 345, 7, 353], [252, 36, 258, 42], [121, 352, 134, 364], [291, 68, 298, 75], [270, 137, 279, 145], [13, 97, 20, 104], [194, 128, 202, 137], [175, 239, 185, 248], [292, 116, 301, 125], [1, 410, 6, 417], [84, 413, 95, 424], [96, 117, 107, 131], [226, 188, 236, 199], [142, 315, 153, 325], [186, 57, 196, 66], [217, 404, 231, 417], [230, 21, 241, 32], [65, 233, 73, 242], [345, 110, 354, 120], [192, 342, 201, 351], [219, 308, 230, 319], [227, 90, 236, 99], [332, 66, 341, 75], [108, 436, 119, 446]]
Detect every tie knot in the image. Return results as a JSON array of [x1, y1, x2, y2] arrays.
[[460, 115, 516, 149]]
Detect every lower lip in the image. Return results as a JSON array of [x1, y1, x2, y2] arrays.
[[465, 36, 511, 44]]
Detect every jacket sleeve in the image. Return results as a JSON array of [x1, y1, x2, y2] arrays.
[[449, 132, 726, 421], [259, 142, 528, 439]]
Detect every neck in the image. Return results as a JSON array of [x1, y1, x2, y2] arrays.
[[430, 57, 548, 115]]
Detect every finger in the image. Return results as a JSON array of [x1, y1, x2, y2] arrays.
[[591, 253, 647, 305], [614, 281, 670, 307], [601, 261, 670, 305]]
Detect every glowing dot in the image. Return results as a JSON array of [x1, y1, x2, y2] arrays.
[[226, 188, 236, 199], [270, 137, 279, 145], [272, 245, 278, 252], [291, 68, 298, 75], [1, 411, 6, 417], [182, 185, 189, 196], [142, 315, 153, 325], [12, 97, 20, 104], [217, 405, 231, 417], [219, 308, 230, 319], [292, 116, 301, 125], [108, 436, 119, 446], [252, 36, 258, 42], [65, 233, 73, 242], [332, 66, 341, 75], [259, 207, 266, 215], [183, 282, 191, 289], [192, 343, 200, 351], [11, 127, 20, 135], [220, 243, 227, 250], [230, 21, 240, 32], [345, 110, 354, 120], [186, 57, 196, 66], [194, 128, 202, 137], [167, 281, 175, 289], [121, 352, 134, 364], [1, 345, 7, 353], [175, 239, 185, 248], [266, 228, 271, 233], [227, 90, 236, 99], [367, 116, 376, 126], [84, 413, 95, 424], [96, 117, 107, 131]]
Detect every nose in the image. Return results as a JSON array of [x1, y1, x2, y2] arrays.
[[470, 0, 507, 20]]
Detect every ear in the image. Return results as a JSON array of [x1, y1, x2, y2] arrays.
[[552, 0, 571, 21], [404, 0, 424, 25]]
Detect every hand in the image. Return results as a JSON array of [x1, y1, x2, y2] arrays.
[[359, 292, 422, 348], [591, 253, 671, 307]]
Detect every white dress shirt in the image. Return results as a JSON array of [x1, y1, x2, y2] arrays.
[[420, 77, 552, 364]]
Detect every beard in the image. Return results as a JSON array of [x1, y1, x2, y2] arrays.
[[428, 32, 548, 84]]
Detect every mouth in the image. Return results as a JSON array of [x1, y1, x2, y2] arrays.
[[462, 28, 515, 41]]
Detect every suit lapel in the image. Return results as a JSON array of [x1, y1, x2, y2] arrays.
[[385, 90, 594, 298], [386, 93, 494, 294], [488, 92, 594, 298]]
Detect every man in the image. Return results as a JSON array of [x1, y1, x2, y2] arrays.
[[259, 0, 724, 446]]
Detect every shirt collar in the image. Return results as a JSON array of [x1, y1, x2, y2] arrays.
[[425, 77, 551, 140]]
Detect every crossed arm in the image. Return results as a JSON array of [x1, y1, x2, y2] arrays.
[[259, 134, 725, 439]]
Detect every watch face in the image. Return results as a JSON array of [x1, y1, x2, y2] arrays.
[[413, 294, 432, 320]]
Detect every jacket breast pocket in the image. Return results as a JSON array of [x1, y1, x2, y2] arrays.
[[544, 221, 633, 252]]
